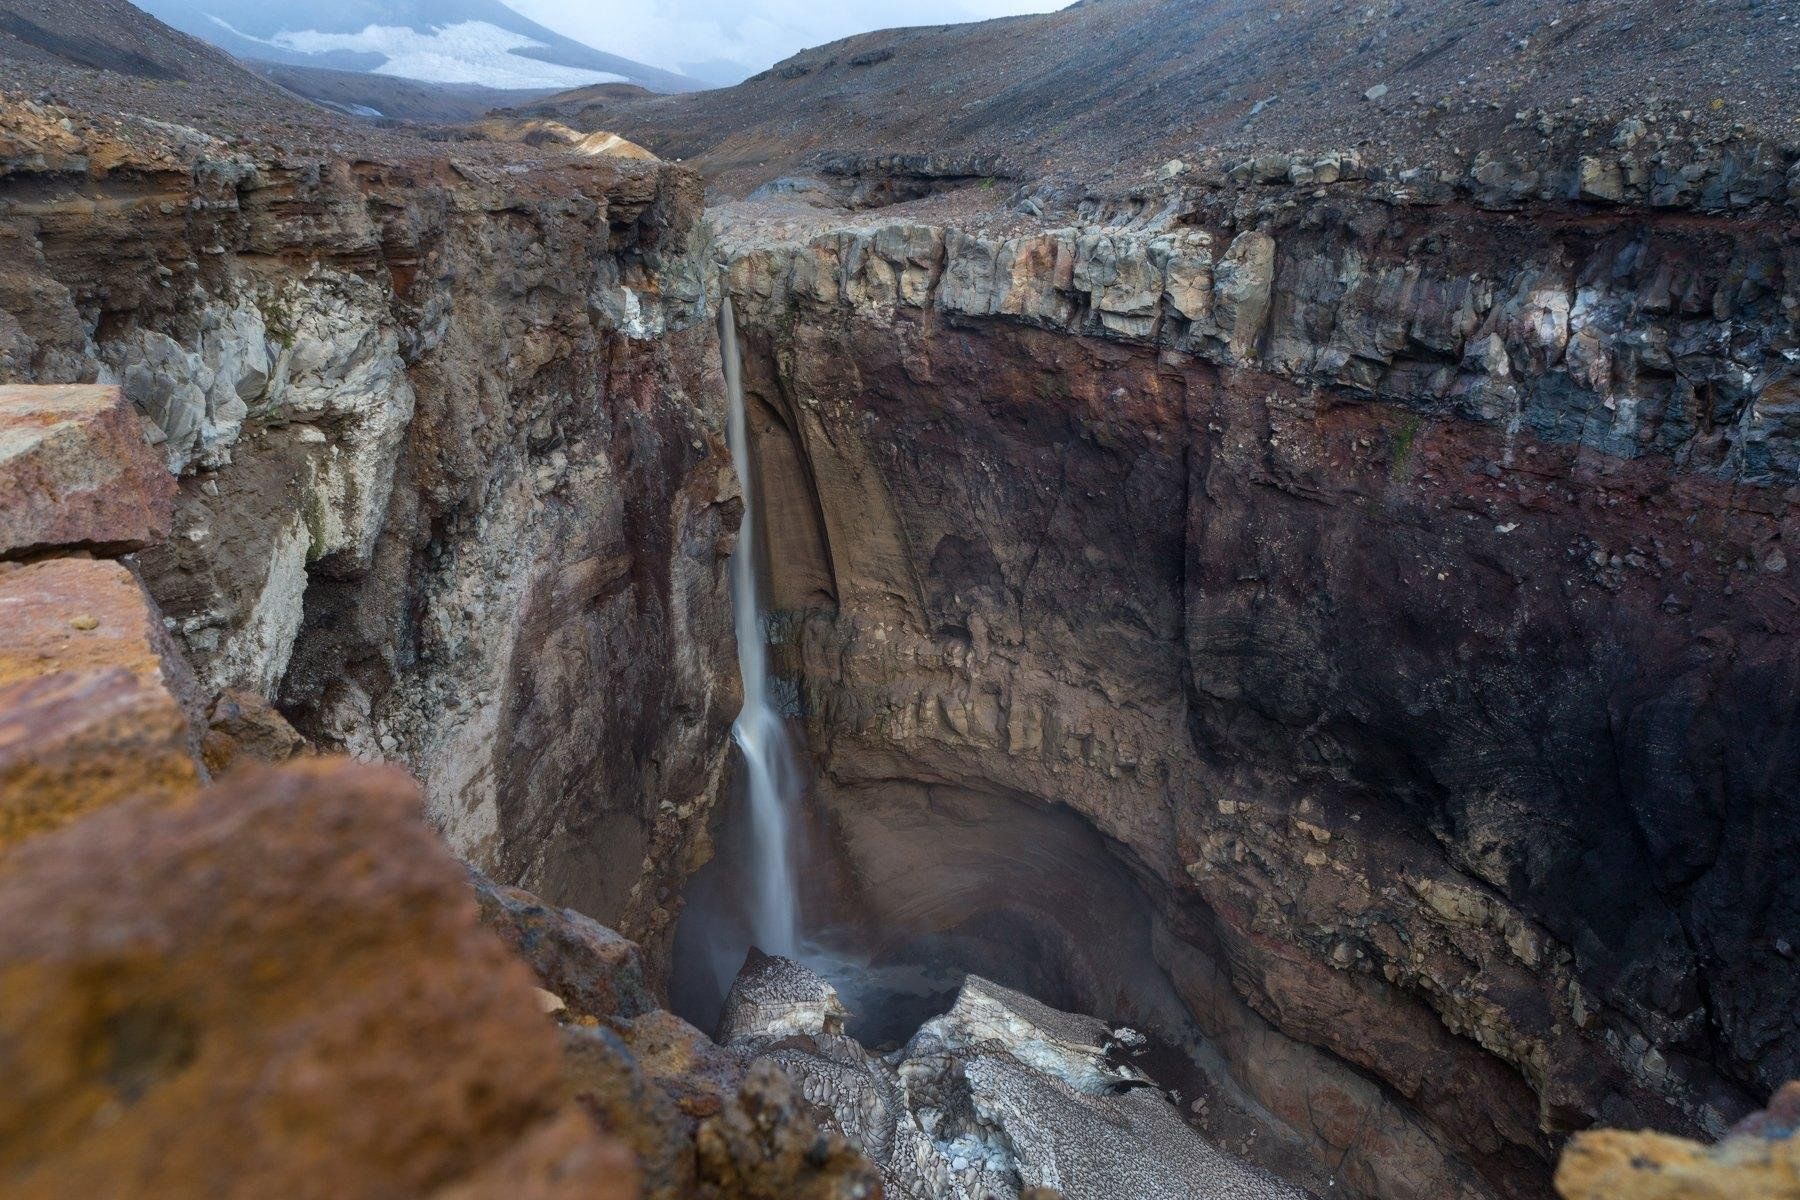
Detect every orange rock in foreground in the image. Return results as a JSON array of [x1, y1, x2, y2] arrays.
[[0, 557, 201, 848], [0, 757, 637, 1200], [1556, 1082, 1800, 1200], [0, 384, 174, 557]]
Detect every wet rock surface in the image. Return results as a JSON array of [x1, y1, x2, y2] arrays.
[[715, 953, 1305, 1200]]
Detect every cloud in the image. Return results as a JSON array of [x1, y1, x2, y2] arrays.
[[499, 0, 1064, 83]]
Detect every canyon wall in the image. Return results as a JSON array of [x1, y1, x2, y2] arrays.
[[716, 142, 1799, 1200], [0, 100, 739, 958]]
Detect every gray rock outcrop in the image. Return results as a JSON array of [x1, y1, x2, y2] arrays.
[[718, 955, 1307, 1200]]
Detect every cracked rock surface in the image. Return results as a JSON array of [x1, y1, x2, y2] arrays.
[[718, 953, 1308, 1200]]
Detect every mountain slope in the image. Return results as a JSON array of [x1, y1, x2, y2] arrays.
[[0, 0, 310, 117], [131, 0, 703, 93], [579, 0, 1797, 195]]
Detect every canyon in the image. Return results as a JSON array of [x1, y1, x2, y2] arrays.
[[0, 1, 1797, 1198]]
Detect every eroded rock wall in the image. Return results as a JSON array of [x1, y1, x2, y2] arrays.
[[0, 100, 738, 956], [715, 172, 1798, 1200]]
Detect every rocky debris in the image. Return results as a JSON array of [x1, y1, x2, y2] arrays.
[[0, 557, 200, 849], [0, 384, 173, 557], [714, 956, 1303, 1200], [465, 874, 877, 1200], [716, 948, 853, 1045], [806, 152, 1018, 210], [199, 686, 306, 774], [0, 757, 636, 1200], [587, 0, 1794, 201], [694, 1061, 881, 1200], [1556, 1082, 1800, 1200]]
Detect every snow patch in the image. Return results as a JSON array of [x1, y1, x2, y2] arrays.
[[234, 18, 626, 89]]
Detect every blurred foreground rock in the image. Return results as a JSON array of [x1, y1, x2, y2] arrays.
[[1557, 1082, 1800, 1200], [0, 758, 636, 1200], [0, 556, 201, 848], [0, 751, 878, 1200]]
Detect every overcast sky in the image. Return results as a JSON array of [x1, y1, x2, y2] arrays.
[[500, 0, 1064, 85]]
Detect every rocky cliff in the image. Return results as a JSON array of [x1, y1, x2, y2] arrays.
[[0, 1, 1794, 1197], [710, 128, 1799, 1200], [0, 95, 740, 957]]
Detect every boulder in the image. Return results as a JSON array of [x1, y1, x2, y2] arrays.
[[0, 757, 632, 1200], [0, 557, 201, 849], [0, 384, 174, 557], [200, 686, 306, 774], [472, 871, 657, 1022], [694, 1061, 881, 1200]]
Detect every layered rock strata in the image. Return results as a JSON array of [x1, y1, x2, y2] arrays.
[[713, 155, 1798, 1200], [0, 97, 740, 957]]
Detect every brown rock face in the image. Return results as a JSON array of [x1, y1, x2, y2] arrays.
[[0, 96, 738, 966], [0, 557, 200, 847], [0, 757, 631, 1200], [0, 384, 173, 557], [474, 871, 657, 1023]]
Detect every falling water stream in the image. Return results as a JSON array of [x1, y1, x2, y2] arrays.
[[718, 291, 802, 958], [711, 290, 950, 1033], [695, 287, 1180, 1052]]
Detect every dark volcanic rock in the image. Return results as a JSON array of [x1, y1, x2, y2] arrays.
[[712, 180, 1799, 1200], [569, 0, 1795, 198], [0, 85, 739, 970]]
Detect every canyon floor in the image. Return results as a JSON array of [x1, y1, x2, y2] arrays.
[[0, 1, 1797, 1199]]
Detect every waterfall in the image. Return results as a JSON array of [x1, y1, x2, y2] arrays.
[[718, 290, 802, 958]]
